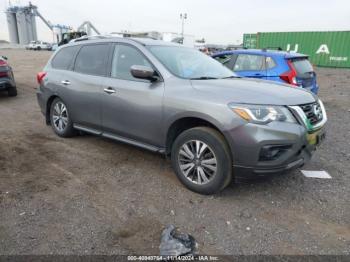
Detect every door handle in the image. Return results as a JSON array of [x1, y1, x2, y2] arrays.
[[61, 80, 71, 85], [104, 87, 116, 94]]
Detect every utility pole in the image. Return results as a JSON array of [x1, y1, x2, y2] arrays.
[[180, 13, 187, 43]]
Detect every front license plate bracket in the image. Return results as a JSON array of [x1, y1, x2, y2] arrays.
[[307, 130, 325, 146]]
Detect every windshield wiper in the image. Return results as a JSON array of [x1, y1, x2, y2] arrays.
[[221, 76, 242, 79], [190, 76, 218, 80]]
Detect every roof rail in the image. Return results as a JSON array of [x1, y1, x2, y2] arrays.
[[262, 47, 283, 51], [70, 35, 114, 43]]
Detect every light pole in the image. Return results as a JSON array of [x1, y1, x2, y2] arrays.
[[180, 13, 187, 42]]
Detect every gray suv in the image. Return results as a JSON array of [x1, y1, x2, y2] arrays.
[[36, 38, 327, 194]]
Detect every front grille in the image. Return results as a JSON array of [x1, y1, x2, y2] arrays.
[[299, 102, 323, 125]]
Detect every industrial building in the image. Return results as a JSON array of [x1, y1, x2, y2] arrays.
[[5, 2, 100, 46], [6, 3, 38, 45], [5, 2, 197, 48]]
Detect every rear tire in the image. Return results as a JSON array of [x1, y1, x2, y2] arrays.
[[50, 98, 76, 137], [171, 127, 232, 195], [7, 86, 17, 97]]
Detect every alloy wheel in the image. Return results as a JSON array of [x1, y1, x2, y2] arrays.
[[52, 101, 68, 132], [178, 140, 217, 185]]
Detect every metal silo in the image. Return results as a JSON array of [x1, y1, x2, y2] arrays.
[[6, 11, 19, 44], [31, 14, 38, 41], [16, 10, 30, 44], [25, 12, 34, 42]]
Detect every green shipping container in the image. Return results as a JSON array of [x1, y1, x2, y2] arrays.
[[244, 31, 350, 68], [243, 33, 257, 49]]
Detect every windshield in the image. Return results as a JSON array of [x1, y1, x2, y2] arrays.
[[147, 46, 236, 79]]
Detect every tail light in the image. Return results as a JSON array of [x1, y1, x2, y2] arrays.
[[280, 60, 297, 86], [0, 60, 8, 66], [37, 71, 47, 84], [0, 71, 8, 78], [0, 60, 8, 77]]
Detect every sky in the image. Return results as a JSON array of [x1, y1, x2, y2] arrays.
[[0, 0, 349, 44]]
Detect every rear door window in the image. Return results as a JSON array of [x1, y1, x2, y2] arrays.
[[51, 46, 80, 70], [74, 44, 109, 76], [234, 54, 265, 71]]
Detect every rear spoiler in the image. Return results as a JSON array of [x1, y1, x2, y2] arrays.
[[285, 53, 309, 60]]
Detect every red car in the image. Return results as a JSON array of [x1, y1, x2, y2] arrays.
[[0, 55, 17, 97]]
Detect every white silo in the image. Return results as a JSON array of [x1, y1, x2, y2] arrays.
[[31, 13, 38, 41], [6, 11, 19, 44], [16, 10, 30, 44], [25, 12, 34, 42], [6, 4, 39, 44]]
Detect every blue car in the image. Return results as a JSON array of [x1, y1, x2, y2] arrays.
[[212, 49, 319, 94]]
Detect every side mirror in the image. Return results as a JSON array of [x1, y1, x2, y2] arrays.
[[130, 65, 158, 82], [1, 56, 8, 60]]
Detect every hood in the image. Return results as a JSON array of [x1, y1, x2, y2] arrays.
[[191, 78, 316, 106]]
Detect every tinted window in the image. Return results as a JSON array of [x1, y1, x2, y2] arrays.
[[74, 44, 109, 76], [291, 58, 314, 75], [234, 54, 265, 71], [111, 45, 152, 81], [51, 46, 80, 70]]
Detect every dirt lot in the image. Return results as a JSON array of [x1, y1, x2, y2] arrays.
[[0, 49, 349, 255]]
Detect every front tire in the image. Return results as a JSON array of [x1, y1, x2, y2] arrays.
[[171, 127, 232, 195], [50, 98, 76, 137]]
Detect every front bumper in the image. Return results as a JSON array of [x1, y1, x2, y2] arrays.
[[232, 139, 320, 180], [224, 109, 326, 180]]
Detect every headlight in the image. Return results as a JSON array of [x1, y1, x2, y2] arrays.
[[229, 103, 296, 124]]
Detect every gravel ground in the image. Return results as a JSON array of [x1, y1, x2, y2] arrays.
[[0, 49, 349, 255]]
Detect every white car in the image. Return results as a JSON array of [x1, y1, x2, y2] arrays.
[[26, 41, 52, 51]]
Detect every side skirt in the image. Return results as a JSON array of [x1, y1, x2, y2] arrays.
[[73, 124, 165, 154]]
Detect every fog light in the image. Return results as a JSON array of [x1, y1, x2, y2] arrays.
[[259, 145, 292, 161]]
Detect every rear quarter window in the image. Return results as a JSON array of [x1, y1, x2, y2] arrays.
[[266, 56, 276, 69], [51, 46, 80, 70]]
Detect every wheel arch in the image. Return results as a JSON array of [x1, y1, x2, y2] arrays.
[[165, 114, 231, 156], [45, 95, 59, 124]]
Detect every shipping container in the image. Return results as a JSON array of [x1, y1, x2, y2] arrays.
[[243, 33, 257, 49], [243, 31, 350, 68]]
